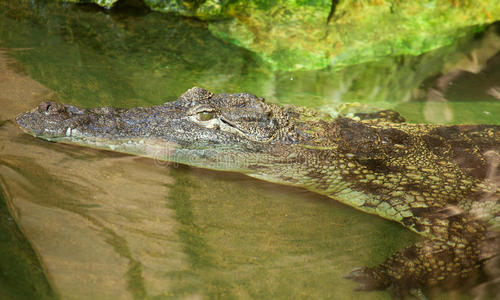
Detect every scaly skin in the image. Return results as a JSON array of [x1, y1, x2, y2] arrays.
[[16, 87, 500, 297]]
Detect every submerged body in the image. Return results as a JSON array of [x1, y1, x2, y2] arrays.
[[16, 87, 500, 297]]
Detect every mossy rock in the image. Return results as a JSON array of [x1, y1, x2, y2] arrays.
[[61, 0, 500, 71], [209, 0, 500, 70]]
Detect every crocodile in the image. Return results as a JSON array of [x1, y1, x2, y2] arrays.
[[15, 87, 500, 298]]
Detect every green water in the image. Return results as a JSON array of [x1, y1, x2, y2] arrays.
[[0, 0, 499, 299]]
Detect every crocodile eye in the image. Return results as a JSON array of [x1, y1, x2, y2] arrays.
[[198, 111, 215, 121]]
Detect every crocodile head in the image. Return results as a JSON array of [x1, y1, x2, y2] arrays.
[[16, 87, 316, 179]]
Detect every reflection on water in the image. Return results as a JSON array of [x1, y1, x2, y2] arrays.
[[1, 124, 181, 299], [0, 0, 499, 299]]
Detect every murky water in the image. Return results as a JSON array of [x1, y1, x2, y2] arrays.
[[0, 0, 499, 299]]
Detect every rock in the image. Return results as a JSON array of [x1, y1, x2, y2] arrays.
[[68, 0, 500, 71], [209, 0, 500, 71]]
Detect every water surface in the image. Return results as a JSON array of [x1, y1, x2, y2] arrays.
[[0, 1, 499, 299]]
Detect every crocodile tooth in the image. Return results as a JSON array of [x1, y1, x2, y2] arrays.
[[66, 127, 72, 137]]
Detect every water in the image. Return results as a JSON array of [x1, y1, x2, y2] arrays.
[[0, 0, 499, 299]]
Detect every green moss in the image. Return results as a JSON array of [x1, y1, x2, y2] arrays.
[[57, 0, 500, 70], [209, 0, 500, 70]]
